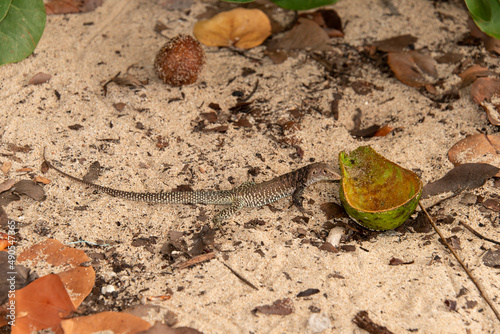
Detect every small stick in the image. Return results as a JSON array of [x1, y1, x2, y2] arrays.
[[220, 261, 259, 291], [419, 202, 500, 322], [460, 221, 500, 246]]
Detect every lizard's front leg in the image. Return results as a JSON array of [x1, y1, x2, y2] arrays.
[[291, 186, 306, 210], [213, 197, 245, 228]]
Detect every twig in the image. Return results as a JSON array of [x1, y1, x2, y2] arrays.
[[220, 261, 259, 291], [175, 252, 215, 270], [419, 202, 500, 322], [460, 221, 500, 246]]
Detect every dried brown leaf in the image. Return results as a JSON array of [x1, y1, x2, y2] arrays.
[[255, 298, 294, 315], [458, 65, 494, 87], [0, 179, 15, 193], [484, 35, 500, 55], [448, 134, 500, 176], [470, 77, 500, 125], [483, 249, 500, 268], [297, 288, 320, 297], [1, 161, 11, 174], [194, 8, 271, 49], [389, 257, 414, 265], [268, 18, 330, 52], [353, 310, 394, 334], [28, 72, 52, 85], [373, 34, 417, 52], [422, 163, 499, 199], [45, 0, 103, 14], [319, 202, 348, 219], [471, 77, 500, 104], [11, 180, 46, 201], [483, 198, 500, 212], [387, 51, 437, 87], [137, 322, 203, 334], [299, 9, 343, 37]]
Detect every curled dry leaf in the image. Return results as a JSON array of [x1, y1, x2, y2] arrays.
[[458, 65, 494, 87], [18, 239, 95, 309], [470, 77, 500, 125], [61, 311, 151, 334], [448, 134, 500, 176], [193, 8, 271, 49], [387, 51, 438, 87], [11, 274, 75, 334]]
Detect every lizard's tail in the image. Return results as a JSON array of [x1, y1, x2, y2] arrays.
[[42, 149, 232, 205]]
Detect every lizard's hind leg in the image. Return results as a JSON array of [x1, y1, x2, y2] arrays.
[[213, 197, 245, 228]]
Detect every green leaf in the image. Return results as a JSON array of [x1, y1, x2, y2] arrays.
[[465, 0, 500, 39], [0, 0, 12, 22], [271, 0, 339, 10], [0, 0, 46, 66]]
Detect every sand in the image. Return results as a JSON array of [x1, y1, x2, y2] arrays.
[[1, 0, 499, 332]]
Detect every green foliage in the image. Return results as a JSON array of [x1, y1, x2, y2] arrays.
[[465, 0, 500, 39], [271, 0, 338, 10], [220, 0, 339, 10], [0, 0, 46, 66]]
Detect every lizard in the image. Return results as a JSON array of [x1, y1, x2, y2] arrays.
[[43, 153, 340, 226]]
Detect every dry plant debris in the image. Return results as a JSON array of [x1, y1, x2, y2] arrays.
[[45, 0, 103, 14], [60, 311, 151, 333], [11, 274, 75, 334], [194, 8, 271, 49], [18, 239, 95, 308], [448, 134, 500, 176], [421, 163, 499, 199], [387, 51, 438, 87]]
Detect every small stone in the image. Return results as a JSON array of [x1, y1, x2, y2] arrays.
[[307, 313, 332, 333]]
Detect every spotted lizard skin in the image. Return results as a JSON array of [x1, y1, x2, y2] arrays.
[[44, 156, 340, 224]]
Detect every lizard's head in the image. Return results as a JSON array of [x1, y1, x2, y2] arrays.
[[306, 162, 341, 185]]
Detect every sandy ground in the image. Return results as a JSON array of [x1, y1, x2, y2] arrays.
[[1, 0, 500, 333]]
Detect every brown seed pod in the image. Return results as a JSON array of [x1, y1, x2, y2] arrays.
[[154, 35, 206, 86]]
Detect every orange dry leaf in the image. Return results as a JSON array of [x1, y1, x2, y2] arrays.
[[34, 175, 51, 184], [11, 274, 75, 334], [45, 0, 103, 14], [18, 239, 95, 309], [387, 51, 437, 87], [373, 125, 394, 137], [61, 311, 151, 333], [193, 8, 271, 49], [448, 133, 500, 176]]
